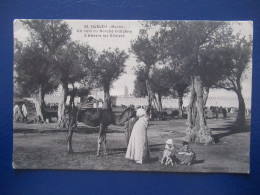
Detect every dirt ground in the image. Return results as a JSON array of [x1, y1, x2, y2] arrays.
[[13, 113, 250, 173]]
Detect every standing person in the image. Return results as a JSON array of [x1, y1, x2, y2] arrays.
[[222, 107, 227, 120], [215, 107, 219, 120], [13, 104, 20, 118], [124, 117, 138, 146], [14, 104, 24, 122], [22, 104, 28, 121], [125, 108, 150, 164]]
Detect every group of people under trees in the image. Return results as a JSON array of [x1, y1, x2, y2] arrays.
[[206, 106, 228, 119]]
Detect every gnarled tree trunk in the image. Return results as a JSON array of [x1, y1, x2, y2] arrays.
[[235, 89, 246, 127], [58, 83, 68, 128], [186, 76, 214, 144], [203, 87, 209, 124], [145, 79, 160, 110], [34, 84, 45, 122]]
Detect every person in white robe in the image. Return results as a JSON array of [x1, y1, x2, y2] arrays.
[[13, 104, 20, 118], [22, 104, 28, 120], [13, 104, 23, 122], [125, 108, 150, 164]]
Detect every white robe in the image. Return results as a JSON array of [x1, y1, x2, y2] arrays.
[[22, 104, 28, 117], [125, 116, 150, 164], [13, 105, 20, 117]]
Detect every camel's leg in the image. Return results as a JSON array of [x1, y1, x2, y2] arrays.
[[67, 118, 75, 154], [67, 125, 74, 154], [103, 126, 108, 156], [97, 123, 104, 156]]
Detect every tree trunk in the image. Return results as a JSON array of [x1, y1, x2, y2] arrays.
[[186, 76, 214, 144], [203, 87, 209, 124], [34, 84, 45, 122], [186, 78, 196, 129], [178, 94, 184, 118], [104, 86, 111, 110], [69, 86, 76, 110], [157, 93, 163, 112], [69, 96, 75, 109], [145, 79, 160, 110], [203, 87, 209, 106], [57, 83, 68, 128], [235, 90, 246, 127], [146, 79, 153, 108]]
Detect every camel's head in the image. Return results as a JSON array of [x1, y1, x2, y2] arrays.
[[116, 107, 136, 125]]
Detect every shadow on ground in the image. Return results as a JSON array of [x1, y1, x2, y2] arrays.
[[212, 119, 251, 143]]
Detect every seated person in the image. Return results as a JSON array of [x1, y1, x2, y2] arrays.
[[160, 139, 177, 166], [176, 141, 196, 165]]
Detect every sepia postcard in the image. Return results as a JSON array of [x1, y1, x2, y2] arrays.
[[13, 19, 253, 173]]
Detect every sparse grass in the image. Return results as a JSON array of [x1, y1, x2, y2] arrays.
[[13, 114, 250, 173]]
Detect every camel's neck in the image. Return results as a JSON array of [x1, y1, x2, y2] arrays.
[[115, 109, 135, 125], [115, 114, 124, 125]]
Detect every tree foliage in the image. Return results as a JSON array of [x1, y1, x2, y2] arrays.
[[130, 31, 162, 109], [133, 65, 148, 97], [214, 37, 253, 126], [22, 20, 72, 54], [89, 48, 128, 90], [133, 66, 171, 98], [214, 37, 252, 92], [14, 42, 57, 97], [151, 21, 233, 143], [130, 33, 161, 70], [54, 41, 88, 86], [133, 79, 147, 98]]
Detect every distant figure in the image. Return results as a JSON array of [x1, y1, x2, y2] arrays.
[[22, 104, 28, 121], [13, 104, 19, 118], [102, 101, 108, 109], [98, 101, 103, 108], [13, 104, 23, 122], [222, 108, 227, 120], [87, 96, 94, 103], [171, 110, 179, 119], [227, 107, 231, 113], [214, 107, 219, 119], [246, 109, 250, 115]]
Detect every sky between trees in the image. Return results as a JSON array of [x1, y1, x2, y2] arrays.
[[14, 20, 253, 98]]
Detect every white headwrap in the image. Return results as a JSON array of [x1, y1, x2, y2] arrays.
[[136, 108, 146, 117], [166, 139, 173, 145]]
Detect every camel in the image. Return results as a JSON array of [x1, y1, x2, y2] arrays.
[[67, 107, 136, 156]]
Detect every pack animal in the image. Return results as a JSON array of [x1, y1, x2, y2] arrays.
[[67, 107, 136, 156]]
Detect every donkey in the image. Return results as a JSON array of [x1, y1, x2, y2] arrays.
[[67, 107, 136, 156]]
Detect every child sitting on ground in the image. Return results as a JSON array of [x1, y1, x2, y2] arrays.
[[160, 139, 177, 166], [176, 141, 196, 165]]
